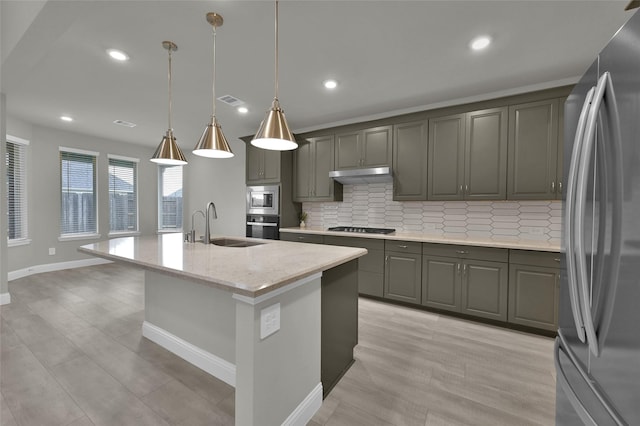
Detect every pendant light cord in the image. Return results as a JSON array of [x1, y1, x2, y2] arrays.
[[274, 0, 279, 101], [212, 25, 217, 118], [168, 47, 173, 132]]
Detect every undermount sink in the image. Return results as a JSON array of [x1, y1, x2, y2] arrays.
[[209, 238, 264, 248]]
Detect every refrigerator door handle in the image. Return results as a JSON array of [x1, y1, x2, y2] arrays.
[[556, 330, 627, 426], [565, 85, 595, 343]]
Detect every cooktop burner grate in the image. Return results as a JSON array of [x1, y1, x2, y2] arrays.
[[327, 226, 396, 234]]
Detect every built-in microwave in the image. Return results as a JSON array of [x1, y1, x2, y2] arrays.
[[246, 185, 280, 216]]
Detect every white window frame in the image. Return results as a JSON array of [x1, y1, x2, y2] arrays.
[[6, 135, 30, 247], [157, 165, 183, 233], [58, 147, 101, 241], [108, 154, 140, 236]]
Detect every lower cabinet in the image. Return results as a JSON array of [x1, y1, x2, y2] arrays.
[[508, 250, 561, 331], [279, 233, 324, 244], [325, 236, 384, 297], [384, 240, 422, 304], [422, 244, 508, 321]]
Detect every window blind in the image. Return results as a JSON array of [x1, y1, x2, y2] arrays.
[[109, 158, 138, 232], [158, 165, 183, 230], [60, 150, 97, 235], [6, 138, 28, 241]]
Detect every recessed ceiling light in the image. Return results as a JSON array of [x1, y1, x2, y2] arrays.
[[323, 79, 338, 90], [60, 116, 73, 122], [237, 106, 249, 114], [113, 119, 137, 128], [107, 49, 129, 61], [470, 36, 491, 51]]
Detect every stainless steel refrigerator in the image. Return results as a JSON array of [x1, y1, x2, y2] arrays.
[[557, 8, 640, 426]]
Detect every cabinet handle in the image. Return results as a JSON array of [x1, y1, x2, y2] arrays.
[[397, 245, 408, 249], [457, 263, 461, 274], [558, 181, 563, 194], [554, 258, 561, 262], [456, 250, 468, 255], [465, 184, 469, 193], [385, 255, 389, 265], [459, 184, 463, 193], [462, 264, 467, 275], [297, 236, 305, 240], [551, 181, 556, 193]]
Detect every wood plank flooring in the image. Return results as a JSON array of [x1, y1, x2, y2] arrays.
[[0, 263, 556, 425]]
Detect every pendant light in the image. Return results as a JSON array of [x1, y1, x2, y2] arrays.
[[251, 0, 297, 151], [193, 13, 234, 158], [151, 41, 187, 165]]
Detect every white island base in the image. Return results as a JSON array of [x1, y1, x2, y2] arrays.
[[142, 269, 323, 426]]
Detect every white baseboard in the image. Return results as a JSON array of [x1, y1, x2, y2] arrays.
[[142, 321, 236, 387], [8, 258, 112, 281], [282, 382, 323, 426], [0, 292, 11, 306]]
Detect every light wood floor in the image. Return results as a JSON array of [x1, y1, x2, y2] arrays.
[[0, 263, 556, 426]]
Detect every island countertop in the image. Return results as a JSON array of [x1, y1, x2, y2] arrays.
[[79, 233, 367, 298]]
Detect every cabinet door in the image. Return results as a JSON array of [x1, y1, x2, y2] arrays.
[[384, 251, 422, 304], [422, 255, 461, 312], [556, 97, 565, 200], [262, 149, 281, 183], [335, 131, 361, 169], [428, 114, 465, 200], [313, 135, 337, 199], [393, 120, 428, 200], [293, 140, 312, 201], [508, 263, 559, 331], [362, 126, 392, 168], [465, 108, 507, 200], [246, 144, 264, 183], [507, 99, 559, 199], [461, 260, 508, 321]]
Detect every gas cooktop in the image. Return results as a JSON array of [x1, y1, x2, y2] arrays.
[[327, 226, 396, 234]]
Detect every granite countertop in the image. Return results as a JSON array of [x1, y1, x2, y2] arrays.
[[280, 226, 561, 252], [79, 233, 367, 297]]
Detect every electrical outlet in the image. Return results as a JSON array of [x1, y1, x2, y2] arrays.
[[48, 247, 56, 256], [260, 303, 280, 339]]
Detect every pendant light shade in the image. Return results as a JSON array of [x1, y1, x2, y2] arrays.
[[251, 0, 297, 151], [151, 41, 187, 165], [193, 12, 234, 158]]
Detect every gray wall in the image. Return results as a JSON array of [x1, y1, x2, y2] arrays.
[[1, 94, 8, 296], [6, 117, 247, 274]]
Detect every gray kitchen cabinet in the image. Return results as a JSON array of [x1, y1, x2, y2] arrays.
[[279, 232, 324, 244], [422, 244, 508, 321], [246, 143, 281, 184], [335, 126, 392, 170], [508, 250, 561, 331], [384, 240, 422, 304], [392, 120, 428, 200], [428, 108, 507, 201], [325, 236, 384, 297], [507, 98, 559, 199], [294, 135, 343, 202]]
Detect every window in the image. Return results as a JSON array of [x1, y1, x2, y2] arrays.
[[6, 135, 29, 243], [108, 155, 138, 234], [158, 165, 183, 231], [60, 148, 98, 236]]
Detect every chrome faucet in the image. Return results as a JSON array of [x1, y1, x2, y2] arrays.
[[203, 201, 218, 244], [186, 210, 205, 243]]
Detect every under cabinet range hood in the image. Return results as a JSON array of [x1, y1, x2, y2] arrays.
[[329, 166, 393, 184]]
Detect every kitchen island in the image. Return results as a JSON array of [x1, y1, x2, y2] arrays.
[[79, 233, 366, 426]]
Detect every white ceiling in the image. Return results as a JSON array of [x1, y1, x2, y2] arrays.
[[1, 1, 634, 151]]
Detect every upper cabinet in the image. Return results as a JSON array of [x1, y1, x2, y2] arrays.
[[335, 125, 392, 170], [246, 143, 281, 184], [507, 98, 561, 200], [393, 120, 428, 200], [428, 107, 507, 201], [294, 135, 343, 202]]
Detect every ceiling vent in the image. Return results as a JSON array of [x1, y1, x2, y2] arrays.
[[113, 119, 137, 128], [217, 95, 244, 107]]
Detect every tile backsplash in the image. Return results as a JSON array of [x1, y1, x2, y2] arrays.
[[302, 183, 561, 244]]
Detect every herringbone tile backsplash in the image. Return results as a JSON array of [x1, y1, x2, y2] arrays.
[[302, 183, 561, 244]]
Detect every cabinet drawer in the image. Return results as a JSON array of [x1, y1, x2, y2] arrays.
[[281, 233, 324, 244], [509, 250, 561, 268], [324, 235, 384, 251], [422, 243, 508, 262], [385, 240, 422, 254]]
